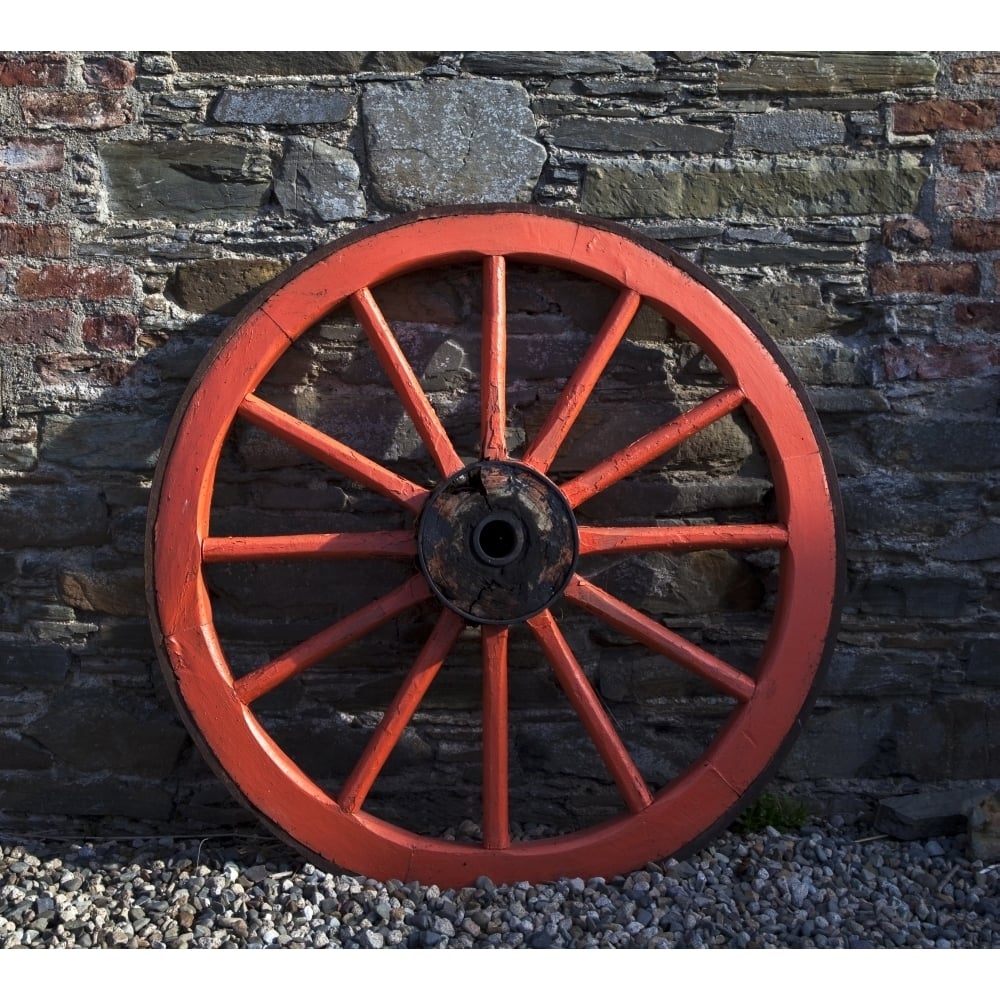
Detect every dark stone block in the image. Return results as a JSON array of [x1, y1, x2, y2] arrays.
[[462, 52, 655, 75], [874, 788, 993, 840], [552, 119, 726, 153], [99, 141, 272, 222], [41, 412, 168, 471], [865, 417, 1000, 473], [0, 644, 71, 685], [968, 640, 1000, 686], [174, 52, 439, 75], [25, 688, 188, 779], [895, 701, 1000, 781], [0, 485, 109, 548]]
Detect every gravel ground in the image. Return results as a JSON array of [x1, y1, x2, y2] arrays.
[[1, 819, 997, 949]]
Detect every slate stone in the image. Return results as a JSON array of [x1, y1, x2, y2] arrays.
[[580, 154, 929, 219], [0, 734, 51, 769], [968, 639, 1000, 686], [895, 702, 1000, 781], [734, 110, 846, 151], [25, 688, 188, 779], [167, 258, 286, 315], [874, 788, 989, 840], [174, 52, 439, 76], [736, 282, 842, 340], [99, 140, 272, 222], [719, 53, 939, 93], [462, 52, 655, 75], [212, 88, 353, 125], [0, 775, 175, 821], [41, 412, 168, 470], [0, 645, 71, 685], [780, 705, 894, 780], [552, 118, 726, 153], [273, 137, 366, 221], [866, 416, 1000, 473], [0, 485, 109, 548], [933, 523, 1000, 561], [362, 79, 546, 211]]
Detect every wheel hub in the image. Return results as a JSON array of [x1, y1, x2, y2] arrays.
[[417, 461, 578, 624]]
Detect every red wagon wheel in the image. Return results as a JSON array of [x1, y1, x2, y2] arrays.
[[147, 207, 843, 887]]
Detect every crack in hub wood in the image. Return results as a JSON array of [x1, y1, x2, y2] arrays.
[[416, 460, 578, 624]]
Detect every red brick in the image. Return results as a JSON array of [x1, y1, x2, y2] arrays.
[[0, 53, 67, 87], [0, 223, 70, 258], [944, 141, 1000, 172], [955, 302, 1000, 328], [0, 183, 15, 216], [20, 91, 132, 131], [935, 174, 990, 215], [893, 100, 999, 134], [0, 308, 73, 347], [0, 138, 64, 172], [82, 314, 138, 350], [882, 342, 1000, 380], [952, 56, 1000, 85], [871, 261, 980, 296], [16, 263, 133, 301], [84, 57, 136, 90], [952, 219, 1000, 252]]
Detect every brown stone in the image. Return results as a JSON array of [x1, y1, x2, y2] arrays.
[[0, 222, 70, 257], [893, 99, 999, 134], [951, 219, 1000, 252], [0, 307, 73, 347], [0, 182, 15, 215], [935, 174, 989, 216], [82, 314, 138, 350], [20, 91, 132, 130], [0, 53, 67, 87], [166, 258, 286, 315], [955, 301, 1000, 328], [882, 342, 1000, 380], [16, 262, 134, 300], [0, 138, 64, 172], [952, 55, 1000, 85], [83, 56, 136, 90], [60, 568, 147, 617], [871, 261, 979, 296], [881, 217, 932, 251], [943, 140, 1000, 172]]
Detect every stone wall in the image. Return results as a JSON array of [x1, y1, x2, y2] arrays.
[[0, 51, 998, 835]]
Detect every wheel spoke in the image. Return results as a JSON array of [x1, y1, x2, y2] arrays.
[[234, 574, 432, 705], [203, 530, 417, 563], [238, 393, 429, 514], [578, 523, 788, 557], [527, 610, 653, 814], [351, 287, 464, 478], [565, 575, 756, 703], [523, 288, 642, 474], [482, 624, 510, 849], [338, 610, 464, 814], [560, 386, 746, 509], [481, 256, 508, 462]]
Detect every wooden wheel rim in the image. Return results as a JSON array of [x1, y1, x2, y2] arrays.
[[147, 207, 843, 887]]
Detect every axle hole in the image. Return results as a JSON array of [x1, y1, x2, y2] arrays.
[[472, 512, 525, 566]]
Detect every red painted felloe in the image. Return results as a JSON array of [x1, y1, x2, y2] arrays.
[[147, 207, 843, 887]]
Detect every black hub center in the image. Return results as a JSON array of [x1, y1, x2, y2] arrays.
[[417, 461, 578, 625]]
